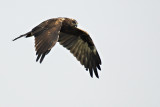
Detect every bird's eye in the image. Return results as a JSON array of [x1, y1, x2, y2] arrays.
[[72, 20, 77, 27], [72, 20, 76, 24]]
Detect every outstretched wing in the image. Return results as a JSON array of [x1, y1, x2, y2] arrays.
[[32, 18, 64, 63], [58, 27, 101, 78]]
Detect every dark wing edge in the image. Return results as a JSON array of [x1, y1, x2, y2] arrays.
[[32, 18, 64, 63], [58, 28, 101, 78]]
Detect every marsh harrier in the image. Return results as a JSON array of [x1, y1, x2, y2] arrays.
[[13, 17, 101, 78]]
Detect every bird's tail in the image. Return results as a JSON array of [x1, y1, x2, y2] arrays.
[[12, 31, 32, 41]]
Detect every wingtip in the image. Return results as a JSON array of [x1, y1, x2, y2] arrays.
[[97, 65, 101, 70], [40, 59, 43, 64], [90, 73, 99, 78], [96, 74, 99, 78]]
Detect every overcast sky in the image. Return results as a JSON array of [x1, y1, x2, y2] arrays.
[[0, 0, 160, 107]]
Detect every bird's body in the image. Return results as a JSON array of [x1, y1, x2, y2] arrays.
[[13, 17, 101, 78]]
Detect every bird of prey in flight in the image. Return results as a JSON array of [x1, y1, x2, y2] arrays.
[[13, 17, 101, 78]]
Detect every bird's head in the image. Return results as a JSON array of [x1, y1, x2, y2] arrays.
[[71, 19, 78, 27], [63, 18, 78, 27]]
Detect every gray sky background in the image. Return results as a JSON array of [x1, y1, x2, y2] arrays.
[[0, 0, 160, 107]]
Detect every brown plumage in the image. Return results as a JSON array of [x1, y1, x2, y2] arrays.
[[13, 17, 101, 78]]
